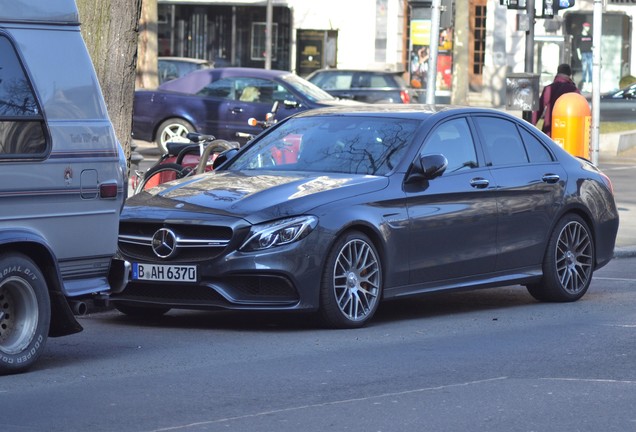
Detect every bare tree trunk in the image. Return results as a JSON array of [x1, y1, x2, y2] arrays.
[[137, 0, 159, 89], [76, 0, 142, 164]]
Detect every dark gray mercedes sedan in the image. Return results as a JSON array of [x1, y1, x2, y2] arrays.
[[109, 105, 619, 328]]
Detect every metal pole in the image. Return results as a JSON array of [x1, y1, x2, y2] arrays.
[[265, 0, 273, 70], [590, 0, 603, 165], [425, 0, 441, 104], [522, 0, 535, 122]]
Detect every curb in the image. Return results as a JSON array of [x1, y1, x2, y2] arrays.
[[613, 246, 636, 259]]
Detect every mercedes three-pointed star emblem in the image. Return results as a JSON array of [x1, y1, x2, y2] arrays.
[[151, 228, 178, 258]]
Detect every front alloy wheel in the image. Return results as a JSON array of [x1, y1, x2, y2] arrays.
[[320, 232, 382, 328], [527, 214, 594, 302]]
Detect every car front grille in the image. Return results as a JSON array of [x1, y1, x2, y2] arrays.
[[118, 221, 234, 263]]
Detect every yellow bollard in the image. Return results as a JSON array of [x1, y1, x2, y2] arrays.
[[551, 92, 591, 159]]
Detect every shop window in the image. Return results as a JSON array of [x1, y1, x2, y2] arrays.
[[251, 22, 278, 61], [469, 0, 487, 90]]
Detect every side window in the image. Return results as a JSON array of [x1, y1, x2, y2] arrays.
[[198, 77, 235, 99], [519, 127, 554, 163], [236, 78, 279, 104], [0, 35, 47, 157], [475, 117, 528, 166], [316, 72, 353, 90], [422, 118, 478, 174]]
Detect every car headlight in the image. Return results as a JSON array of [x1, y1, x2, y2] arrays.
[[240, 216, 318, 251]]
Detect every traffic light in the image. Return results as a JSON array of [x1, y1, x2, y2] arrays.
[[542, 0, 575, 18]]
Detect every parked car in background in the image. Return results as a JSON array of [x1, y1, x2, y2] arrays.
[[306, 68, 417, 104], [599, 82, 636, 122], [110, 105, 618, 329], [133, 67, 358, 153], [158, 56, 213, 84]]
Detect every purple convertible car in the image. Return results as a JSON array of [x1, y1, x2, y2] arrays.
[[133, 67, 357, 152]]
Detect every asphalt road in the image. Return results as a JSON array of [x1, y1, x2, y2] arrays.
[[2, 254, 636, 432]]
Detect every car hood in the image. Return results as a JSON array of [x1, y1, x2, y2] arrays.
[[126, 170, 389, 224]]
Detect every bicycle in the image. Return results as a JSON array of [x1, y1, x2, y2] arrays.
[[133, 134, 236, 194], [132, 101, 280, 194]]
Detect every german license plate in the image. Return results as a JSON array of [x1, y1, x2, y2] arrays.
[[132, 263, 197, 282]]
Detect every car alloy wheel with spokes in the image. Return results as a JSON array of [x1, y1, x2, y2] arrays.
[[156, 118, 195, 154], [527, 214, 594, 302], [320, 232, 382, 328], [557, 220, 593, 294]]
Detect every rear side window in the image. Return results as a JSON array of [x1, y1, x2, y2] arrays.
[[310, 72, 354, 90], [519, 127, 554, 163], [0, 35, 47, 157], [474, 116, 528, 166]]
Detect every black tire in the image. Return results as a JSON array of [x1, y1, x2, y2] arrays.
[[527, 214, 595, 302], [319, 231, 383, 328], [135, 163, 190, 194], [155, 118, 195, 154], [0, 253, 51, 375], [114, 302, 171, 318]]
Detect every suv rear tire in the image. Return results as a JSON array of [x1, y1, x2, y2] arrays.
[[0, 253, 50, 375]]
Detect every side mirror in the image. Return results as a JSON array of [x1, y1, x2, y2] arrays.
[[406, 154, 447, 183], [212, 147, 240, 170], [283, 99, 300, 109]]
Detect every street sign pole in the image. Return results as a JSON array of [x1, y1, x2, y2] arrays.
[[425, 0, 442, 104], [590, 0, 603, 165], [265, 0, 273, 70], [522, 0, 535, 122]]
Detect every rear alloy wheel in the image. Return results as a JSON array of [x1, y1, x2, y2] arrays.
[[155, 118, 195, 154], [320, 232, 382, 328], [0, 254, 50, 375], [527, 214, 594, 302]]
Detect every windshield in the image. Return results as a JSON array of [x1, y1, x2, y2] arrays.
[[283, 74, 335, 102], [227, 115, 419, 176]]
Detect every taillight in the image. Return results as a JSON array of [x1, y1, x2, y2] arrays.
[[599, 171, 614, 194], [401, 90, 410, 104], [100, 182, 119, 199]]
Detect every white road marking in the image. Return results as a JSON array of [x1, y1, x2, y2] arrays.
[[149, 377, 509, 431]]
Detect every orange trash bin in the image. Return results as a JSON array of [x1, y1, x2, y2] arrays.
[[551, 92, 591, 159]]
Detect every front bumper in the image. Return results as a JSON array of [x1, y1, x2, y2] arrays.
[[108, 235, 328, 312]]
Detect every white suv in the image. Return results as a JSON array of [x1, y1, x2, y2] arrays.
[[0, 0, 127, 374]]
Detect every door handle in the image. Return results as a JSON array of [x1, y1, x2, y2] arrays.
[[231, 107, 244, 114], [542, 174, 560, 184], [470, 177, 489, 189]]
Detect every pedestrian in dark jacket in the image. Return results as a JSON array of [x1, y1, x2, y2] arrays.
[[532, 63, 580, 137]]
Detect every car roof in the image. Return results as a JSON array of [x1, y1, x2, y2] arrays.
[[309, 69, 400, 75], [291, 104, 518, 121], [159, 67, 295, 92], [159, 57, 212, 65], [0, 0, 79, 23]]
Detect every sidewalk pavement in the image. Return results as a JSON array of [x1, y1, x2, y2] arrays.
[[599, 148, 636, 259]]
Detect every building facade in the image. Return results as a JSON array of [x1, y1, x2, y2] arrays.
[[156, 0, 635, 106]]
